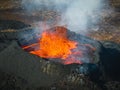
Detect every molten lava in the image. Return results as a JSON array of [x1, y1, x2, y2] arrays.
[[32, 27, 77, 59], [23, 27, 81, 64], [22, 26, 97, 64]]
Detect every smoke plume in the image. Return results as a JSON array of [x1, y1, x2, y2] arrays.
[[22, 0, 109, 33]]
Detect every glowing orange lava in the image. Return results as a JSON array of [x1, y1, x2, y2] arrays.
[[34, 27, 76, 58], [23, 27, 81, 64]]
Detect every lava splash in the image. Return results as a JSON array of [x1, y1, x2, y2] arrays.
[[23, 26, 82, 64]]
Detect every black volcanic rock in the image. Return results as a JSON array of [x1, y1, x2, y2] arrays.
[[0, 20, 30, 30], [0, 20, 38, 45], [0, 20, 31, 40], [0, 41, 71, 87], [100, 41, 120, 81]]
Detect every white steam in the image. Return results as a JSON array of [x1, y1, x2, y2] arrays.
[[61, 0, 103, 32], [22, 0, 107, 33]]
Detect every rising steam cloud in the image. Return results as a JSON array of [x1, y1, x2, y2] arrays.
[[22, 0, 107, 33]]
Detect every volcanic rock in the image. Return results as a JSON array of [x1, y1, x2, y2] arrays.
[[100, 41, 120, 81], [0, 20, 120, 89], [0, 20, 102, 89], [0, 20, 31, 40], [0, 41, 71, 87]]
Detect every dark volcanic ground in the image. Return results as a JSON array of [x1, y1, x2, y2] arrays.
[[0, 0, 120, 90]]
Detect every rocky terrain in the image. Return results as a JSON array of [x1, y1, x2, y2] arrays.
[[0, 0, 120, 90]]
